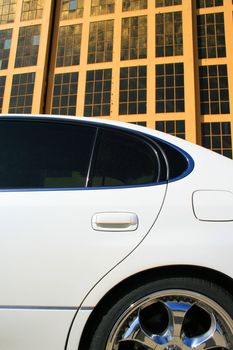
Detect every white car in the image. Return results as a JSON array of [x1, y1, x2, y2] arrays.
[[0, 115, 232, 350]]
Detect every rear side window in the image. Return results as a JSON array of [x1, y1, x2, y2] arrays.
[[155, 139, 189, 181], [0, 120, 96, 189], [90, 128, 160, 187]]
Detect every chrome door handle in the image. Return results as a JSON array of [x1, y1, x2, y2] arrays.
[[92, 212, 138, 231]]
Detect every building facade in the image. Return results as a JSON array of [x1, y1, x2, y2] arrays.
[[0, 0, 232, 158]]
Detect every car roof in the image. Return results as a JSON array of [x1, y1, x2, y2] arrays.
[[0, 113, 188, 146]]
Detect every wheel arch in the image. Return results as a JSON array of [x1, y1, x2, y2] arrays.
[[78, 264, 233, 350]]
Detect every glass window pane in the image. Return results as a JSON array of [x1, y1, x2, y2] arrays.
[[91, 0, 115, 16], [15, 25, 41, 68], [88, 20, 113, 63], [9, 73, 35, 114], [91, 128, 159, 187], [61, 0, 84, 19], [21, 0, 44, 21], [52, 72, 78, 116], [0, 121, 97, 189], [56, 24, 82, 67]]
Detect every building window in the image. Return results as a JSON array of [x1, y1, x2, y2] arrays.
[[156, 63, 184, 113], [121, 16, 147, 60], [201, 122, 232, 159], [130, 121, 147, 126], [156, 11, 183, 57], [56, 25, 82, 67], [91, 0, 115, 16], [69, 0, 77, 10], [15, 25, 41, 68], [0, 29, 12, 70], [119, 66, 147, 115], [9, 73, 35, 114], [156, 0, 182, 7], [199, 65, 229, 115], [155, 120, 185, 139], [197, 13, 226, 59], [0, 0, 16, 24], [52, 72, 78, 116], [88, 20, 114, 64], [122, 0, 147, 11], [84, 69, 112, 117], [61, 0, 84, 20], [21, 0, 44, 21], [196, 0, 223, 8], [0, 76, 6, 113]]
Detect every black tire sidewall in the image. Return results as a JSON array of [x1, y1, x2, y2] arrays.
[[88, 276, 233, 350]]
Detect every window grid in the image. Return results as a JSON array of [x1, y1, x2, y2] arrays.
[[199, 65, 229, 115], [156, 11, 183, 57], [0, 0, 16, 24], [197, 13, 226, 59], [201, 122, 232, 159], [156, 63, 185, 113], [119, 66, 147, 115], [52, 72, 78, 116], [0, 29, 12, 70], [15, 25, 41, 68], [21, 0, 44, 21], [0, 76, 6, 113], [84, 69, 112, 117], [155, 120, 185, 139], [56, 25, 82, 67], [91, 0, 115, 16], [88, 20, 114, 64], [61, 0, 84, 20], [9, 73, 35, 114], [196, 0, 223, 8], [156, 0, 182, 7], [122, 0, 147, 11], [121, 16, 147, 60], [129, 121, 147, 126]]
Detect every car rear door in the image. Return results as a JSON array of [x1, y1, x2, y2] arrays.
[[0, 118, 167, 307]]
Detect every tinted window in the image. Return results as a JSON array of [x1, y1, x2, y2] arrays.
[[155, 139, 189, 180], [90, 128, 159, 187], [0, 120, 96, 189]]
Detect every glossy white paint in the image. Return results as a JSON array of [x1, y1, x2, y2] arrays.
[[0, 115, 233, 349], [0, 308, 75, 350], [67, 121, 233, 350], [67, 309, 93, 350], [0, 186, 166, 306], [192, 190, 233, 221]]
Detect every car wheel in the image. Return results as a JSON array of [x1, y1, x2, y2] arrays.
[[88, 276, 233, 349]]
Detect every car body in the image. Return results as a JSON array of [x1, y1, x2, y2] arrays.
[[0, 115, 232, 350]]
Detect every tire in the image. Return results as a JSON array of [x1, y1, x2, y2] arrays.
[[88, 276, 233, 350]]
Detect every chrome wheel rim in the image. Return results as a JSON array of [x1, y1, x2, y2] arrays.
[[106, 289, 233, 350]]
